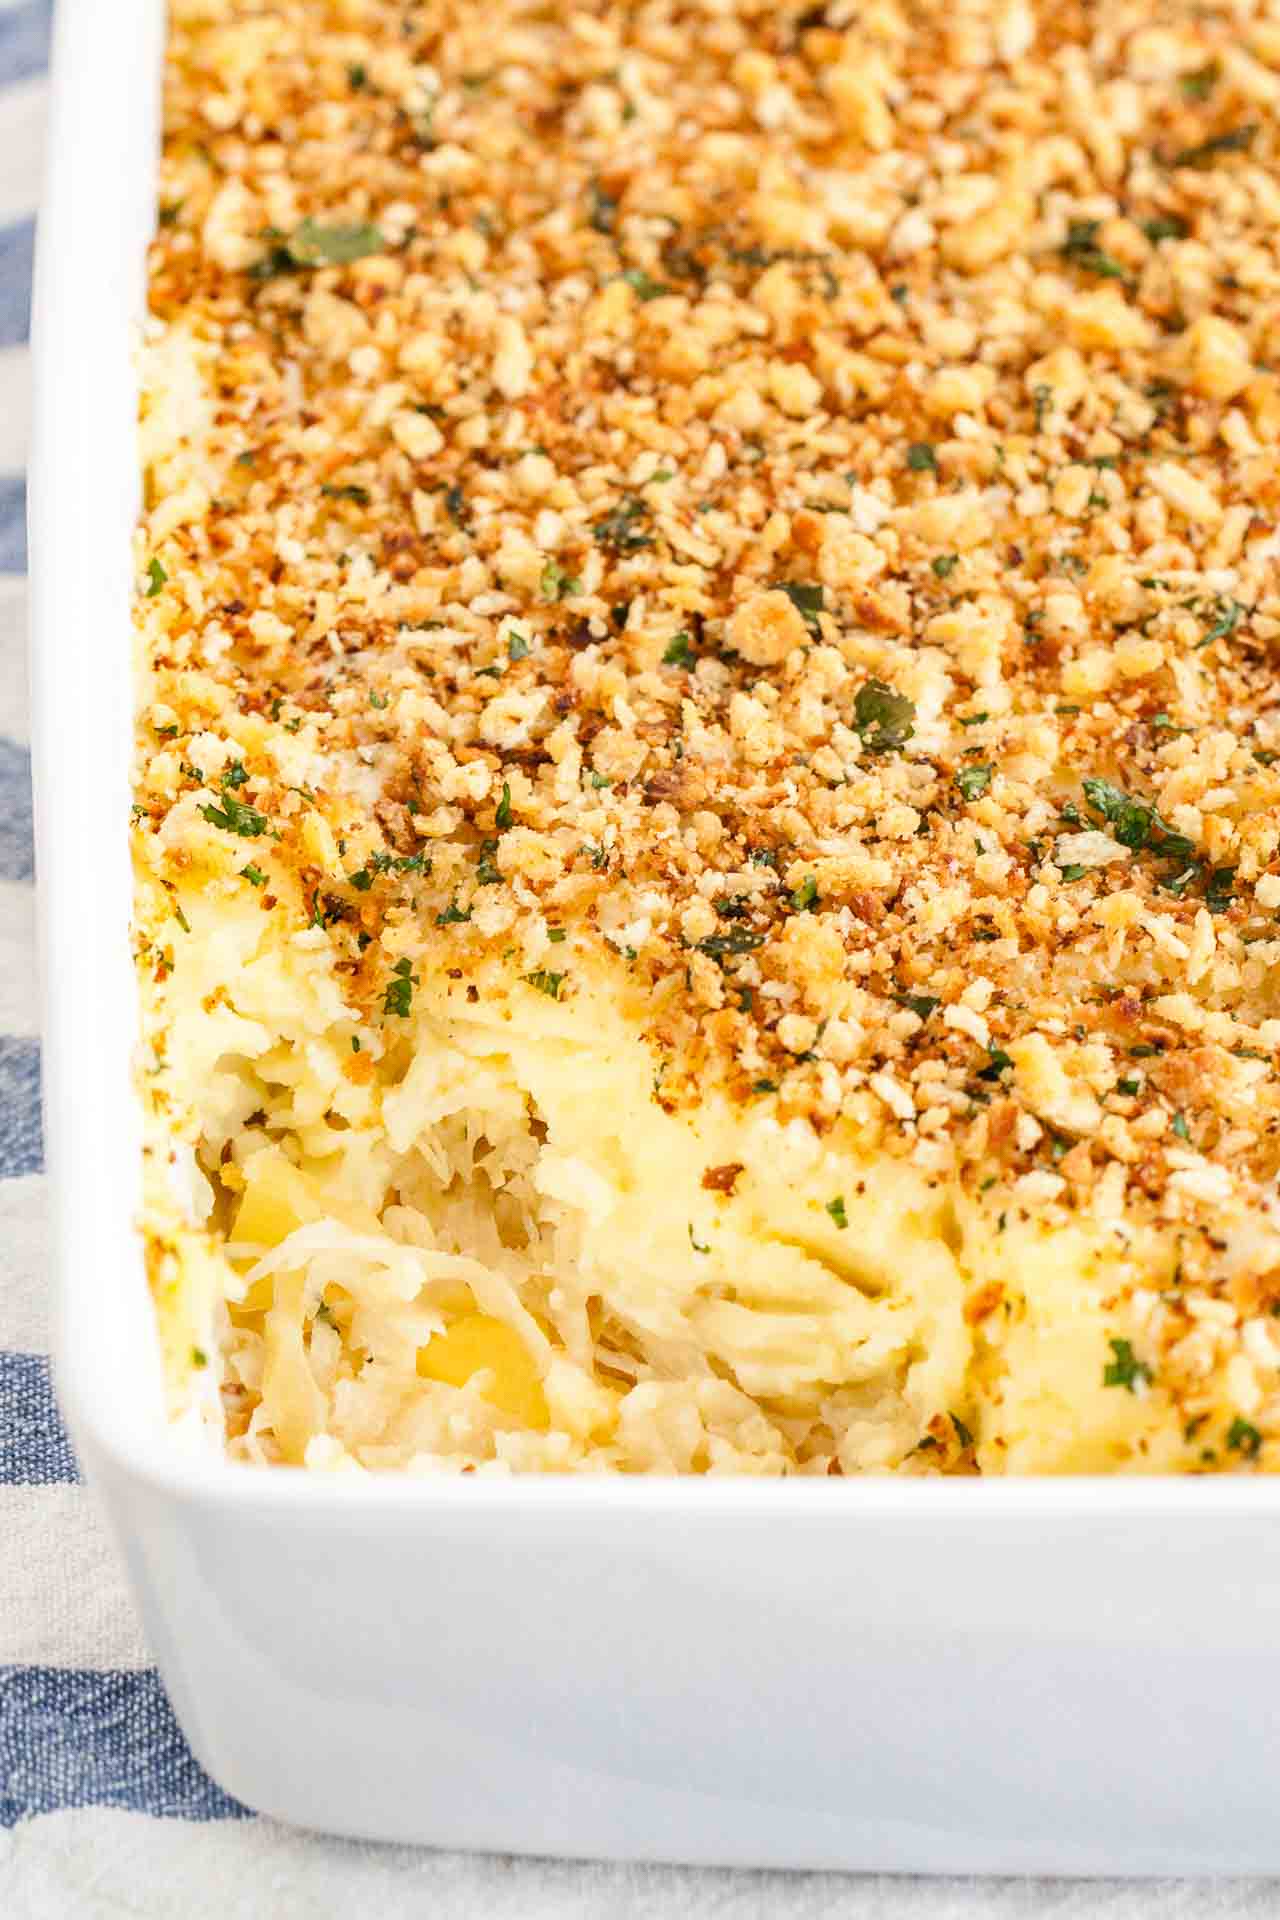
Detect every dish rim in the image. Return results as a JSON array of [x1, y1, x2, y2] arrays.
[[30, 0, 1280, 1520]]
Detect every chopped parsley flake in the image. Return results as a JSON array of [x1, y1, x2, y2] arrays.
[[826, 1196, 848, 1229], [239, 863, 267, 887], [620, 268, 671, 302], [588, 180, 618, 233], [540, 559, 580, 600], [956, 764, 993, 802], [1199, 598, 1244, 648], [790, 875, 819, 912], [1227, 1416, 1263, 1459], [144, 557, 167, 597], [1103, 1337, 1152, 1393], [1174, 123, 1257, 169], [524, 969, 565, 999], [382, 957, 417, 1018], [906, 441, 938, 472], [853, 679, 915, 753], [1142, 215, 1189, 245], [495, 780, 513, 830], [778, 581, 824, 634], [697, 926, 765, 959], [1204, 867, 1236, 914], [199, 788, 267, 837], [1081, 777, 1194, 862], [663, 630, 693, 667], [1180, 60, 1219, 100], [285, 216, 385, 266], [593, 495, 652, 552], [1059, 219, 1129, 281]]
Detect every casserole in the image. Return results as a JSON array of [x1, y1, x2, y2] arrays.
[[34, 0, 1280, 1871], [133, 0, 1280, 1481]]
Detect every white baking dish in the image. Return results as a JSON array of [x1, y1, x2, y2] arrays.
[[30, 0, 1280, 1874]]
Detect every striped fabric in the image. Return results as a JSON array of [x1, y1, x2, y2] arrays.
[[2, 5, 1275, 1914], [0, 0, 254, 1850]]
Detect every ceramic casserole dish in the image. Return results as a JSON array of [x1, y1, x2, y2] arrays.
[[32, 0, 1280, 1873]]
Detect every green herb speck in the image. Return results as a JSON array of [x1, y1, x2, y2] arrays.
[[1227, 1416, 1263, 1459], [1103, 1337, 1152, 1393], [620, 267, 671, 302], [955, 764, 993, 802], [382, 957, 418, 1018], [854, 679, 915, 753], [199, 788, 267, 838], [285, 216, 385, 266], [1174, 123, 1257, 169], [540, 559, 580, 600], [778, 582, 824, 634]]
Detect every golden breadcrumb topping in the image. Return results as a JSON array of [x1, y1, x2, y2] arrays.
[[137, 0, 1280, 1466]]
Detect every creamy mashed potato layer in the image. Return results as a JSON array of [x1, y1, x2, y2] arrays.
[[141, 860, 1185, 1474], [135, 0, 1280, 1475]]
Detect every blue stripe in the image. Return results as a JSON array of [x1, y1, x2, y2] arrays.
[[0, 736, 33, 879], [0, 1667, 250, 1824], [0, 472, 26, 572], [0, 1353, 77, 1483], [0, 220, 33, 349], [0, 3, 52, 91], [0, 1036, 41, 1176]]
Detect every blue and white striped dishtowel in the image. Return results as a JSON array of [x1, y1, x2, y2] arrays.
[[2, 5, 1277, 1916]]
